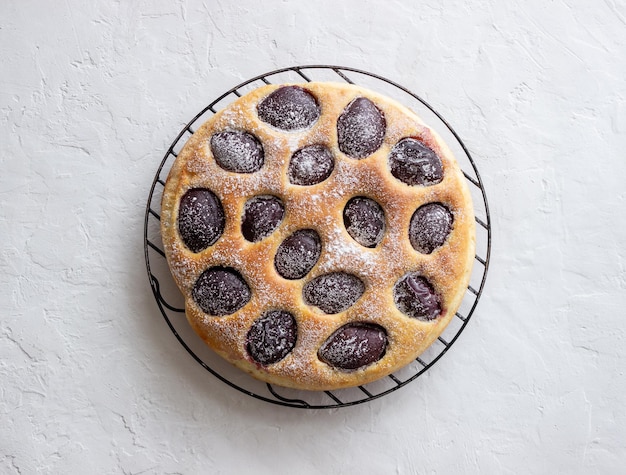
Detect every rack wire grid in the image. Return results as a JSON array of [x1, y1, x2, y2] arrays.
[[144, 65, 491, 409]]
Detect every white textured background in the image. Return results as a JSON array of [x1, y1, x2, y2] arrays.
[[2, 0, 625, 473]]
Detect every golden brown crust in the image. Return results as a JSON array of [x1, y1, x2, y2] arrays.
[[161, 82, 475, 390]]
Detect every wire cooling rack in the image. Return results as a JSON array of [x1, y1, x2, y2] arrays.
[[144, 65, 491, 408]]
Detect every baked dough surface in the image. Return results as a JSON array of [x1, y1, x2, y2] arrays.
[[161, 82, 475, 390]]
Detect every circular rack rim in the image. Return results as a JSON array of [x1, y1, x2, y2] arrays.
[[143, 64, 492, 409]]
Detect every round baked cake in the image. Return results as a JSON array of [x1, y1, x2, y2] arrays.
[[160, 82, 475, 391]]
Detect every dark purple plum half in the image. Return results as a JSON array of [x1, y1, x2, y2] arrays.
[[343, 196, 385, 248], [241, 196, 285, 242], [257, 86, 320, 131], [389, 138, 443, 186], [303, 272, 365, 314], [288, 145, 334, 186], [274, 229, 321, 280], [318, 323, 387, 370], [210, 130, 264, 173], [178, 188, 225, 253], [192, 267, 251, 316], [337, 97, 386, 159], [409, 203, 453, 254], [246, 310, 297, 365], [393, 273, 441, 321]]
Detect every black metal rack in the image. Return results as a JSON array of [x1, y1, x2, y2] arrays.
[[143, 65, 491, 408]]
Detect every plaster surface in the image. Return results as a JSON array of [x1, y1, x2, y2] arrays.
[[1, 1, 625, 473]]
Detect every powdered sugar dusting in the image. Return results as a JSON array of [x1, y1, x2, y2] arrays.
[[185, 149, 212, 174], [319, 226, 378, 274]]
